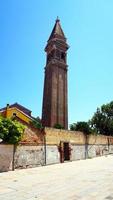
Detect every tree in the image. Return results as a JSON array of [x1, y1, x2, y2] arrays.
[[0, 116, 25, 144], [70, 121, 92, 159], [70, 121, 92, 135], [90, 101, 113, 136]]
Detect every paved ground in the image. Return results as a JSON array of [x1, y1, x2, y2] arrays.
[[0, 155, 113, 200]]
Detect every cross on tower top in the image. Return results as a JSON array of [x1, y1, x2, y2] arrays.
[[56, 16, 60, 22]]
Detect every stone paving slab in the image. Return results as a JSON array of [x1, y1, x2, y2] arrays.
[[0, 155, 113, 200]]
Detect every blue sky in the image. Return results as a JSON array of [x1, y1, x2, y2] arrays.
[[1, 0, 113, 125]]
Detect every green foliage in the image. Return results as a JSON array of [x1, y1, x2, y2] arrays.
[[70, 101, 113, 136], [70, 121, 92, 134], [53, 123, 64, 129], [90, 101, 113, 136], [0, 116, 25, 144], [31, 117, 43, 129]]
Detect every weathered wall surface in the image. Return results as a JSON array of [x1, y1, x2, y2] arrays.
[[88, 135, 108, 145], [45, 128, 85, 145], [109, 145, 113, 154], [88, 144, 109, 158], [14, 145, 45, 169], [0, 126, 45, 172], [1, 128, 113, 172], [45, 143, 113, 164], [0, 144, 14, 172], [71, 145, 85, 160], [45, 128, 113, 163], [21, 126, 44, 144], [46, 145, 60, 165], [45, 128, 112, 145]]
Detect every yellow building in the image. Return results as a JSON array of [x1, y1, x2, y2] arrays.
[[0, 103, 33, 125]]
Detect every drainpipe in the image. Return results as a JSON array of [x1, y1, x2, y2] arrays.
[[44, 134, 46, 165], [42, 128, 46, 166], [85, 134, 88, 159], [107, 137, 110, 153], [12, 144, 16, 171]]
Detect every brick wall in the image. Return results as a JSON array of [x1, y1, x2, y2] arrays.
[[21, 126, 44, 144]]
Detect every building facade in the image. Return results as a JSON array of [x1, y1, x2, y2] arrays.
[[0, 103, 33, 125]]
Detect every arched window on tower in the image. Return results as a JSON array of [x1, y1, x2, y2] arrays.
[[56, 49, 60, 60], [61, 52, 66, 62], [47, 50, 55, 64], [51, 50, 55, 58]]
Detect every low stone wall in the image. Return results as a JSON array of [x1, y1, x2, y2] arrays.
[[109, 145, 113, 154], [0, 144, 14, 172], [45, 128, 85, 145], [88, 134, 108, 145], [88, 144, 109, 158], [46, 145, 60, 165], [45, 143, 113, 164], [44, 128, 113, 164], [14, 145, 45, 169], [71, 145, 85, 160], [1, 128, 113, 172]]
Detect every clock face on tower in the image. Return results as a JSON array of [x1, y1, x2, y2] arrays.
[[42, 19, 69, 129]]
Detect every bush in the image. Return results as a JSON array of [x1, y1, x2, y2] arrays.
[[53, 123, 64, 129], [0, 116, 25, 144]]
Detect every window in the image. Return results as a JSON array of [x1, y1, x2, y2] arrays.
[[13, 113, 17, 116], [56, 50, 60, 59], [61, 52, 65, 61]]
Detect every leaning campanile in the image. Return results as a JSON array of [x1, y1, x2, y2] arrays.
[[42, 18, 69, 129]]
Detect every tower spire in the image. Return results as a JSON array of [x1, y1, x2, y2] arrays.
[[48, 18, 66, 42]]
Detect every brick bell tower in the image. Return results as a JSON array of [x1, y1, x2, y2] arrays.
[[42, 18, 69, 129]]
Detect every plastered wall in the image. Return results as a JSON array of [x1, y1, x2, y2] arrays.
[[0, 128, 113, 172]]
